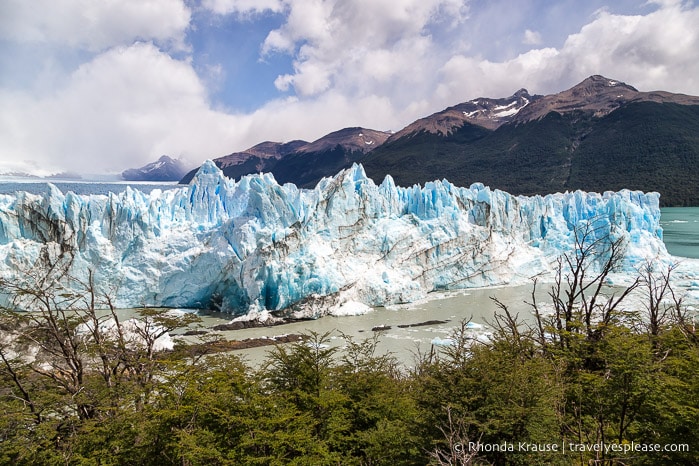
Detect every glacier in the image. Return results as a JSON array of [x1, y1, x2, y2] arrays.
[[0, 161, 669, 318]]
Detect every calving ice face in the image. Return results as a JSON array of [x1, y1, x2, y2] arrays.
[[0, 162, 669, 317]]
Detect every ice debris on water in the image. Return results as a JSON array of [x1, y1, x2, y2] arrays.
[[431, 337, 454, 346], [0, 161, 669, 318]]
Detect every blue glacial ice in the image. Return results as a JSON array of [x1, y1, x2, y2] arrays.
[[0, 161, 669, 317]]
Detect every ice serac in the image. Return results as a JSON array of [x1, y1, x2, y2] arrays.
[[0, 161, 668, 318]]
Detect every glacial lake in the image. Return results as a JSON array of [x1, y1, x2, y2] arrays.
[[185, 284, 549, 367], [660, 207, 699, 259]]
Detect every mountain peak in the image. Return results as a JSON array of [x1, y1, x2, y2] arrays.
[[297, 127, 391, 154], [122, 155, 188, 181], [512, 75, 643, 121], [156, 155, 176, 163], [510, 75, 696, 123], [569, 75, 638, 96], [213, 140, 308, 170], [388, 88, 540, 139]]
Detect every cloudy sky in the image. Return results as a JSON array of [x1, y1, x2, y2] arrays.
[[0, 0, 698, 176]]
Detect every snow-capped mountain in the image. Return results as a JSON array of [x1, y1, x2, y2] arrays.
[[390, 88, 539, 138], [0, 161, 668, 317], [513, 75, 699, 122], [387, 75, 699, 139], [122, 155, 189, 182]]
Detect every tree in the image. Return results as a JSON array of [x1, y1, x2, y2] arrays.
[[0, 247, 200, 463]]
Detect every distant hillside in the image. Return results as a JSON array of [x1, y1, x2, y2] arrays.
[[567, 102, 699, 205], [180, 140, 307, 185], [180, 128, 390, 188]]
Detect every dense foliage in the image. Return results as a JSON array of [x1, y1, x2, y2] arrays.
[[1, 233, 698, 464], [361, 102, 699, 206]]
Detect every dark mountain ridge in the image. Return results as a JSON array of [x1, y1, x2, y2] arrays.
[[180, 127, 390, 187]]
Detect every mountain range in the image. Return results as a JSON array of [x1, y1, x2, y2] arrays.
[[179, 75, 699, 206], [179, 128, 390, 186]]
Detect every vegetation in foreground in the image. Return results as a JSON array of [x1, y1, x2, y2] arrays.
[[1, 230, 698, 465]]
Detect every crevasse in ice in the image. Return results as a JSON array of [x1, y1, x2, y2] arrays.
[[0, 161, 668, 317]]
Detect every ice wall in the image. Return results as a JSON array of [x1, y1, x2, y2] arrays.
[[0, 161, 667, 317]]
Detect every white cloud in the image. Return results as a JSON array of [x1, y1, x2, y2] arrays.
[[523, 29, 542, 45], [0, 41, 403, 176], [436, 1, 699, 102], [261, 0, 470, 102], [248, 91, 400, 143], [555, 3, 699, 93], [0, 0, 191, 51], [202, 0, 286, 15], [0, 43, 242, 175], [435, 48, 562, 103]]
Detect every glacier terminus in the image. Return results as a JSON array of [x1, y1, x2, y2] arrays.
[[0, 161, 671, 318]]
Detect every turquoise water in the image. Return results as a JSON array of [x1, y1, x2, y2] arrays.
[[660, 207, 699, 259]]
